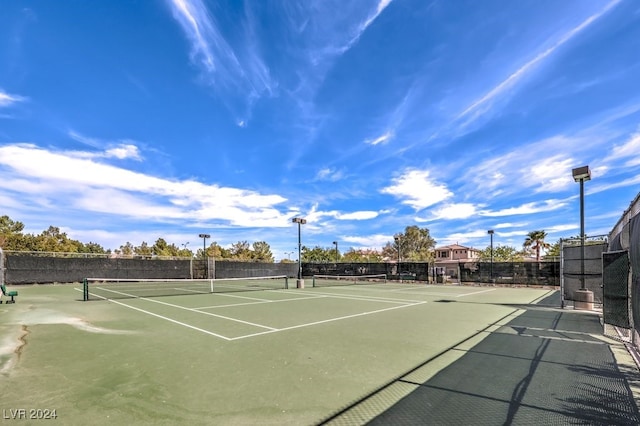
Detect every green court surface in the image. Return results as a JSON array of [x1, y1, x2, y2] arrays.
[[0, 282, 580, 424]]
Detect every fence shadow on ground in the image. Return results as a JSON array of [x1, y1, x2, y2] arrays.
[[318, 303, 640, 425]]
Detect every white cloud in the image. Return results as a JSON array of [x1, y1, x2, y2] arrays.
[[68, 131, 143, 161], [416, 203, 479, 222], [0, 143, 290, 228], [481, 199, 568, 217], [381, 169, 452, 210], [0, 90, 26, 107], [462, 134, 594, 197], [529, 155, 575, 192], [341, 233, 392, 249], [606, 131, 640, 167], [104, 144, 142, 161], [365, 131, 393, 146], [546, 224, 578, 233], [314, 167, 344, 182], [337, 211, 378, 220]]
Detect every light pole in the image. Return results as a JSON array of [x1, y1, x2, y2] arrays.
[[488, 230, 494, 283], [198, 233, 210, 278], [292, 217, 306, 287], [572, 165, 593, 309], [285, 251, 293, 260], [332, 241, 339, 262], [394, 236, 402, 280]]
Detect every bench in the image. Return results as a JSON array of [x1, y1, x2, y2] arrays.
[[0, 284, 18, 304]]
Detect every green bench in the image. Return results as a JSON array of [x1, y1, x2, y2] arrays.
[[0, 284, 18, 304]]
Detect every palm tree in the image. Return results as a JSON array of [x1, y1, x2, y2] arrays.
[[523, 230, 550, 261]]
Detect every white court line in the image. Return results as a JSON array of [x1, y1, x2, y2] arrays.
[[318, 284, 432, 296], [95, 287, 276, 330], [307, 289, 424, 304], [194, 295, 329, 310], [209, 292, 273, 302], [230, 301, 427, 341], [78, 288, 427, 342], [457, 288, 497, 297], [76, 289, 232, 341]]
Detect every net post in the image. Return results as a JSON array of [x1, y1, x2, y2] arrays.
[[285, 276, 289, 289], [210, 279, 214, 293], [83, 278, 88, 301]]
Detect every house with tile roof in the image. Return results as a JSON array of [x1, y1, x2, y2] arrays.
[[434, 244, 481, 280]]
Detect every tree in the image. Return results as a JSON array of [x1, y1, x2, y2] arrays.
[[0, 215, 25, 248], [230, 241, 252, 260], [118, 242, 135, 256], [301, 245, 335, 262], [342, 248, 384, 262], [523, 230, 550, 261], [544, 240, 561, 260], [152, 238, 182, 257], [135, 241, 152, 256], [36, 226, 80, 252], [383, 226, 436, 262], [78, 242, 108, 254], [252, 241, 274, 262], [477, 245, 524, 262]]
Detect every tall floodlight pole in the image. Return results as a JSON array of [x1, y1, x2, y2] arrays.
[[394, 236, 402, 281], [332, 241, 339, 262], [572, 166, 592, 309], [292, 218, 307, 287], [488, 230, 494, 283], [198, 233, 210, 278]]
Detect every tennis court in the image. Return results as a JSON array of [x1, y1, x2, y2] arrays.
[[1, 279, 636, 425]]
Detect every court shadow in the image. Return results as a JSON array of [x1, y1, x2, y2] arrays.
[[317, 306, 640, 425]]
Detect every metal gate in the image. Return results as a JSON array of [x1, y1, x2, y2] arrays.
[[602, 250, 631, 330]]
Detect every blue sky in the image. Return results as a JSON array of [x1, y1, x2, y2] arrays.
[[1, 0, 640, 259]]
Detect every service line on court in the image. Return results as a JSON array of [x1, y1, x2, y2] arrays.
[[194, 294, 329, 310], [306, 289, 425, 304], [92, 287, 277, 330], [229, 301, 427, 341], [77, 290, 234, 341], [79, 287, 428, 341], [456, 288, 497, 297]]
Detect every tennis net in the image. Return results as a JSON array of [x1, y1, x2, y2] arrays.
[[82, 276, 289, 301], [312, 274, 387, 288]]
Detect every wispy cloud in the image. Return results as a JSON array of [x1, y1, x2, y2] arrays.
[[302, 203, 380, 223], [416, 203, 479, 222], [343, 0, 393, 52], [342, 233, 393, 249], [460, 134, 597, 198], [167, 0, 275, 123], [381, 169, 452, 210], [605, 129, 640, 167], [455, 0, 621, 129], [314, 167, 345, 182], [68, 131, 143, 161], [0, 90, 27, 107], [480, 199, 568, 217], [365, 130, 394, 146]]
